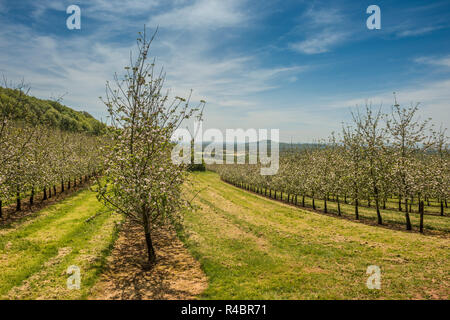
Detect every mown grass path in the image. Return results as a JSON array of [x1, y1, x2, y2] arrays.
[[224, 182, 450, 234], [183, 171, 450, 299], [0, 188, 120, 299]]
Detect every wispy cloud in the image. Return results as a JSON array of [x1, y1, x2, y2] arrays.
[[414, 55, 450, 67], [326, 79, 450, 128], [289, 6, 349, 54], [149, 0, 247, 31], [290, 30, 348, 54], [396, 26, 443, 38], [1, 0, 449, 142], [0, 0, 306, 121]]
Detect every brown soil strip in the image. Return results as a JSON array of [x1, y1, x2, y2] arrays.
[[90, 220, 208, 300]]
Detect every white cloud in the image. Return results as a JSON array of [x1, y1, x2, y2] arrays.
[[0, 23, 130, 120], [0, 0, 306, 127], [2, 1, 448, 143], [304, 7, 344, 26], [397, 26, 443, 37], [326, 79, 450, 129], [161, 47, 307, 108], [415, 55, 450, 67], [149, 0, 246, 30], [289, 6, 350, 55], [290, 30, 347, 54]]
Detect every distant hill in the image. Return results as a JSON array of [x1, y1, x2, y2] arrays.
[[195, 140, 321, 152], [0, 86, 106, 135]]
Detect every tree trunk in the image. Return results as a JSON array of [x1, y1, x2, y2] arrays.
[[441, 201, 444, 216], [142, 214, 156, 264], [337, 195, 341, 216], [324, 197, 327, 213], [0, 200, 2, 219], [16, 192, 21, 212], [405, 198, 412, 230], [374, 186, 382, 225], [53, 185, 57, 195], [398, 196, 402, 211], [302, 195, 305, 207], [375, 198, 382, 225], [48, 186, 52, 198], [419, 200, 424, 234], [355, 198, 359, 220], [312, 197, 316, 210], [43, 187, 47, 201], [30, 187, 35, 206], [61, 180, 65, 193], [409, 197, 412, 213]]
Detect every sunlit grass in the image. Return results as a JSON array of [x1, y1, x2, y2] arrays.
[[0, 188, 120, 299], [182, 171, 450, 299], [276, 192, 450, 233]]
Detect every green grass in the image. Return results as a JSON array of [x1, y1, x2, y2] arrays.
[[182, 171, 450, 299], [0, 188, 121, 299], [274, 191, 450, 233]]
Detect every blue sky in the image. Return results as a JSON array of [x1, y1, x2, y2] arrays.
[[0, 0, 449, 142]]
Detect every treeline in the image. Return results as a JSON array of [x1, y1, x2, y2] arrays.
[[209, 102, 449, 232], [0, 84, 105, 218], [0, 86, 106, 135]]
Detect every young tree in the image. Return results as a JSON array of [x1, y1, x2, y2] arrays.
[[430, 126, 449, 216], [342, 124, 364, 219], [351, 104, 387, 224], [386, 97, 433, 230], [96, 28, 204, 265]]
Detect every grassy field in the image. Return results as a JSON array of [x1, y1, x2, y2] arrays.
[[0, 188, 120, 299], [0, 172, 448, 300], [182, 171, 450, 299], [268, 188, 450, 233]]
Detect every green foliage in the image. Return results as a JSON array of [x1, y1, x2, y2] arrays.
[[188, 163, 206, 172], [0, 87, 106, 135], [188, 142, 206, 172]]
